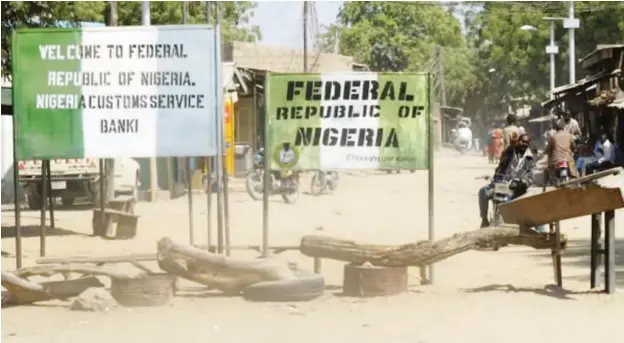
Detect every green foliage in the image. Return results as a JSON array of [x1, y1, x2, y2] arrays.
[[465, 1, 624, 118], [1, 1, 261, 78], [1, 1, 105, 77], [318, 2, 477, 107], [111, 2, 261, 42]]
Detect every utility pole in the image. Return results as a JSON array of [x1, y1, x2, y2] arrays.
[[334, 28, 340, 54], [106, 1, 117, 201], [545, 19, 559, 99], [564, 1, 579, 83], [437, 46, 447, 106], [142, 1, 158, 202], [303, 1, 308, 72]]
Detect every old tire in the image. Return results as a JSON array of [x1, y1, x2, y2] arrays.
[[242, 273, 324, 302], [61, 197, 75, 207], [27, 189, 42, 210], [309, 172, 327, 196]]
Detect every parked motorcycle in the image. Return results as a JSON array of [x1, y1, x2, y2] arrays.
[[309, 170, 339, 196], [245, 149, 300, 204]]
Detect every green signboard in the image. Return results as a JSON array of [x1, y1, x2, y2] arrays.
[[265, 72, 431, 170]]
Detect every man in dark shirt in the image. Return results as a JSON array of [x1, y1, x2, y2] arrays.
[[478, 134, 534, 227]]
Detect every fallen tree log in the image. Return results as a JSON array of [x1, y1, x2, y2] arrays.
[[157, 237, 295, 294], [14, 264, 145, 280], [1, 272, 103, 306], [299, 226, 567, 267]]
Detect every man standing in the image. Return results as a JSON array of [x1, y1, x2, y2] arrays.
[[557, 111, 581, 138], [502, 114, 520, 150], [546, 122, 579, 179]]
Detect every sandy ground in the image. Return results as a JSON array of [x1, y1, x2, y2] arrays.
[[2, 149, 624, 343]]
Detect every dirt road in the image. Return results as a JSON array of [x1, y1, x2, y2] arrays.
[[2, 150, 623, 343]]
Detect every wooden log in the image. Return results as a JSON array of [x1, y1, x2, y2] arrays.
[[14, 264, 145, 280], [2, 272, 104, 306], [299, 226, 568, 267], [157, 237, 295, 294]]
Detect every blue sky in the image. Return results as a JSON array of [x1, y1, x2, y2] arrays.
[[249, 1, 343, 49]]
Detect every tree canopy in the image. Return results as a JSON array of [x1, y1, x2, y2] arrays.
[[319, 1, 624, 121], [1, 1, 261, 77]]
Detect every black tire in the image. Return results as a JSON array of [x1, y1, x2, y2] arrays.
[[90, 182, 102, 206], [242, 273, 324, 302], [309, 172, 327, 196], [61, 197, 75, 207], [27, 189, 42, 210], [245, 170, 264, 201], [281, 181, 300, 204]]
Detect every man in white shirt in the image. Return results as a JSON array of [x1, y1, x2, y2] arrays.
[[278, 142, 296, 166], [455, 123, 473, 150], [585, 133, 616, 174]]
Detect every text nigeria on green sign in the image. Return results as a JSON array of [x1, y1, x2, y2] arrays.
[[11, 26, 219, 160], [265, 73, 431, 170]]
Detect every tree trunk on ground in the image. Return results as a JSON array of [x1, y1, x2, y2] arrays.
[[14, 264, 145, 280], [157, 237, 295, 294], [1, 272, 104, 306], [299, 226, 567, 267]]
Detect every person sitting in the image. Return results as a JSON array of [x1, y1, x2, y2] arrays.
[[585, 133, 616, 174], [478, 134, 534, 228]]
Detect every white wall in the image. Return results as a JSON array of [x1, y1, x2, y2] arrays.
[[1, 115, 16, 204]]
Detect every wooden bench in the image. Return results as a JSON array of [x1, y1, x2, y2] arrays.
[[92, 195, 139, 240]]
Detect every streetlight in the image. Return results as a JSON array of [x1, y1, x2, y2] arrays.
[[520, 20, 560, 100]]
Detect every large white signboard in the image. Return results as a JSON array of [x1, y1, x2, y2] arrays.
[[12, 25, 220, 159]]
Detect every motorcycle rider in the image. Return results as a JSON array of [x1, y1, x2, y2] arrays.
[[455, 122, 473, 152], [478, 133, 534, 228], [545, 121, 579, 180]]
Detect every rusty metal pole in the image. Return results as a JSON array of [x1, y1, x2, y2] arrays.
[[39, 160, 48, 256]]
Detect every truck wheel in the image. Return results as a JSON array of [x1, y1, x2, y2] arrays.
[[27, 191, 42, 210], [61, 198, 75, 207]]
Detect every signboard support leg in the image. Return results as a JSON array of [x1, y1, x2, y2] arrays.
[[222, 161, 231, 256], [427, 73, 435, 284], [99, 159, 106, 235], [604, 210, 615, 293], [262, 84, 270, 258], [12, 113, 22, 269], [590, 212, 602, 289], [39, 159, 48, 257], [46, 160, 55, 231], [205, 158, 212, 251], [186, 157, 194, 245], [213, 12, 225, 255]]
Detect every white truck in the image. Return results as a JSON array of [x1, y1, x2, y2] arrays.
[[18, 158, 141, 209]]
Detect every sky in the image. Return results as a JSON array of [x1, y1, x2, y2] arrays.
[[249, 1, 343, 49]]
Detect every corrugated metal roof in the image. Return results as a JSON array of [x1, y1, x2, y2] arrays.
[[548, 69, 621, 96]]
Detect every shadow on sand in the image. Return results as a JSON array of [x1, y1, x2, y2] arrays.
[[1, 225, 88, 238]]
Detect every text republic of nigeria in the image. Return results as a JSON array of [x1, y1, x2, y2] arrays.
[[34, 43, 205, 113], [274, 79, 426, 148]]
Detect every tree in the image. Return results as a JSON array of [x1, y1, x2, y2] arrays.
[[463, 1, 624, 119], [1, 1, 105, 77], [318, 2, 478, 107], [1, 1, 261, 78]]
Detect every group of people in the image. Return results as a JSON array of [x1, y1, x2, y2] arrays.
[[477, 111, 621, 228], [485, 116, 527, 163]]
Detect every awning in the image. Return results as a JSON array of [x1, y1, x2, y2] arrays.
[[222, 62, 248, 95], [528, 114, 556, 123], [608, 91, 624, 109], [548, 69, 621, 97]]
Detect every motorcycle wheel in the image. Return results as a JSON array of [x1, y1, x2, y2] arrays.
[[282, 181, 300, 204], [327, 172, 339, 191], [309, 171, 327, 196], [245, 170, 264, 201]]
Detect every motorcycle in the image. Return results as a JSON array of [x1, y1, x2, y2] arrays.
[[310, 170, 339, 196], [488, 174, 516, 227], [245, 148, 300, 204], [553, 160, 570, 184]]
